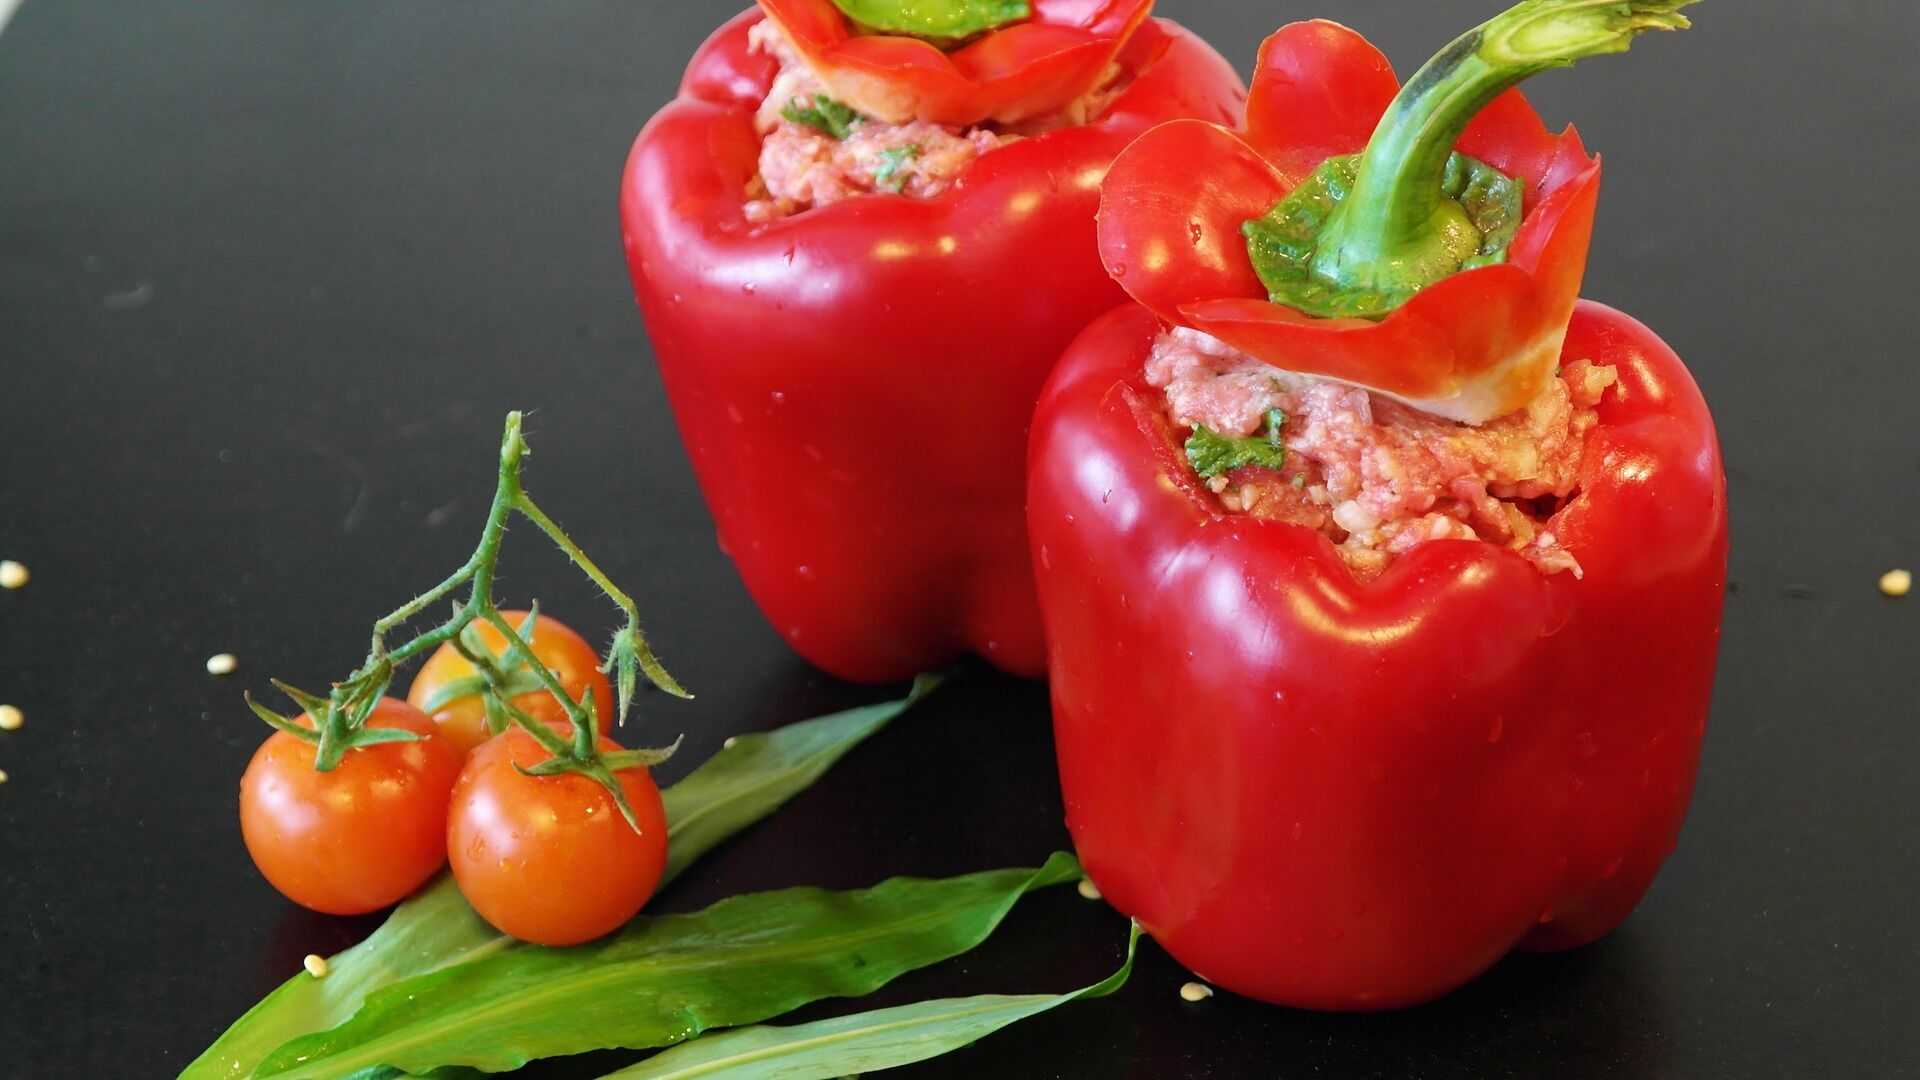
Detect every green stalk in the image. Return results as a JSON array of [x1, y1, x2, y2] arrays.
[[249, 411, 683, 828], [830, 0, 1030, 46], [1262, 0, 1696, 316], [512, 478, 688, 709]]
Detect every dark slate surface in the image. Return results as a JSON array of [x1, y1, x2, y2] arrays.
[[1, 1, 1915, 1075]]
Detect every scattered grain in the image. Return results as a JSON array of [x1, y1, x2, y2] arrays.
[[1076, 877, 1102, 901], [0, 560, 28, 589], [1881, 569, 1912, 598], [303, 954, 330, 978], [0, 705, 21, 731], [206, 653, 239, 677], [1179, 981, 1214, 1002], [722, 736, 738, 750]]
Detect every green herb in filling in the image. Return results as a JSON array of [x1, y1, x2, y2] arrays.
[[874, 144, 921, 192], [783, 94, 861, 139], [1186, 408, 1288, 480]]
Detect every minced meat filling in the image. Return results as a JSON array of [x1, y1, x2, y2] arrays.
[[745, 22, 1009, 220], [1146, 327, 1617, 578], [743, 21, 1126, 221]]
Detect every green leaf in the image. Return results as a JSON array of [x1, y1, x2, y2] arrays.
[[339, 1060, 482, 1079], [601, 924, 1141, 1079], [182, 678, 943, 1079], [253, 854, 1081, 1077], [1185, 409, 1288, 480], [781, 94, 861, 139], [183, 880, 502, 1080], [831, 0, 1029, 45]]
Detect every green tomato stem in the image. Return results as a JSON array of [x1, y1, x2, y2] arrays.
[[478, 608, 592, 735], [257, 411, 683, 831], [382, 614, 467, 668], [512, 487, 690, 711]]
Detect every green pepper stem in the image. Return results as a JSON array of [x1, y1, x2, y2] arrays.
[[831, 0, 1030, 47], [1309, 0, 1696, 296]]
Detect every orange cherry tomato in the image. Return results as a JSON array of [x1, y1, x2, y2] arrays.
[[446, 726, 669, 945], [238, 698, 463, 915], [406, 611, 613, 755]]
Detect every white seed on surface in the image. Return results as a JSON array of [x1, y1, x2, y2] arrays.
[[0, 705, 21, 731], [1880, 569, 1912, 598], [0, 560, 27, 589], [1179, 981, 1214, 1002], [303, 954, 330, 978], [722, 736, 738, 750], [1076, 877, 1102, 901], [206, 653, 239, 677], [0, 769, 9, 784]]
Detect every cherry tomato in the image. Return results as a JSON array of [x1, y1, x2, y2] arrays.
[[238, 698, 464, 915], [406, 610, 613, 755], [446, 726, 669, 945]]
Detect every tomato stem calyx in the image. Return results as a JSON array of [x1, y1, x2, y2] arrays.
[[508, 692, 685, 832], [244, 411, 685, 832]]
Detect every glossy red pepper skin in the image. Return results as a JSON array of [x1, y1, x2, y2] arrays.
[[622, 9, 1243, 683], [1028, 299, 1727, 1009]]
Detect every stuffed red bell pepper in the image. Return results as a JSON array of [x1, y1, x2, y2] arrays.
[[621, 1, 1243, 683], [1029, 0, 1726, 1009]]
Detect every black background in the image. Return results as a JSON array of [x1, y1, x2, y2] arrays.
[[2, 1, 1916, 1076]]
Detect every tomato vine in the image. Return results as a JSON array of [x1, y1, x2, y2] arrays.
[[245, 411, 687, 830]]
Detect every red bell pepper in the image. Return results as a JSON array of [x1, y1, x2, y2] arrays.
[[1029, 2, 1725, 1008], [622, 4, 1243, 683]]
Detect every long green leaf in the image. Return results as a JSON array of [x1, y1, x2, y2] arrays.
[[185, 879, 501, 1080], [603, 924, 1141, 1080], [182, 677, 941, 1080], [254, 854, 1082, 1077]]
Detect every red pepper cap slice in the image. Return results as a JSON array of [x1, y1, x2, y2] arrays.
[[1097, 20, 1601, 424], [758, 0, 1154, 126]]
